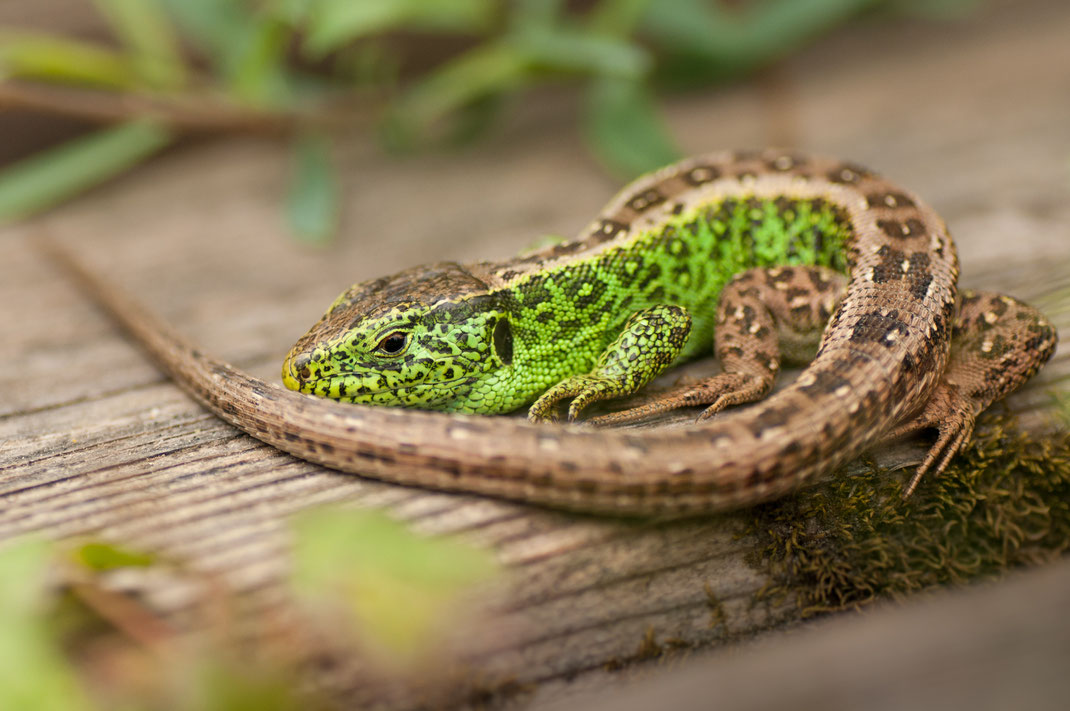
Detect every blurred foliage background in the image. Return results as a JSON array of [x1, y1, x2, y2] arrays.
[[0, 0, 982, 242]]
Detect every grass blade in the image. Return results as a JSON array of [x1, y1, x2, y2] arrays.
[[287, 131, 340, 244], [0, 31, 137, 88], [92, 0, 189, 89], [0, 121, 173, 222]]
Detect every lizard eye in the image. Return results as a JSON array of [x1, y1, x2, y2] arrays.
[[375, 331, 409, 356]]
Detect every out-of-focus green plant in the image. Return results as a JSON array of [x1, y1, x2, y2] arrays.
[[0, 507, 497, 708], [290, 507, 498, 667], [0, 0, 983, 240]]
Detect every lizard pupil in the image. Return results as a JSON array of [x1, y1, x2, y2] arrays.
[[377, 332, 408, 355]]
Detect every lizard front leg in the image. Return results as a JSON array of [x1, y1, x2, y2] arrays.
[[884, 290, 1058, 497], [592, 265, 848, 425], [527, 304, 692, 422]]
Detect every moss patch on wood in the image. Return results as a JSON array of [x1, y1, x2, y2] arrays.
[[746, 415, 1070, 616]]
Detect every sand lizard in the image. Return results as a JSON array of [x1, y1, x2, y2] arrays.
[[48, 150, 1057, 517]]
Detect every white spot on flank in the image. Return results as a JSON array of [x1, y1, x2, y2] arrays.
[[798, 372, 817, 386], [749, 323, 763, 334], [884, 195, 898, 207], [734, 307, 746, 321], [835, 385, 851, 397], [901, 259, 911, 273], [983, 311, 999, 324], [981, 340, 993, 353]]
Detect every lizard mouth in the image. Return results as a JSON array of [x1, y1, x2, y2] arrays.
[[281, 352, 312, 393], [282, 351, 474, 405]]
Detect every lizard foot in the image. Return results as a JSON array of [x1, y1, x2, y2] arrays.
[[528, 374, 621, 423], [588, 373, 770, 425], [885, 289, 1057, 498], [882, 382, 978, 498], [527, 304, 692, 423]]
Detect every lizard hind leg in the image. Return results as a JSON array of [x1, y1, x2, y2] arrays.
[[527, 304, 692, 423], [885, 290, 1058, 498], [592, 265, 848, 426]]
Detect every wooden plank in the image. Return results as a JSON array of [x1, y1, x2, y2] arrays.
[[535, 557, 1070, 711]]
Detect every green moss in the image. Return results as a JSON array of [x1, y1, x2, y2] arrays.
[[746, 415, 1070, 616]]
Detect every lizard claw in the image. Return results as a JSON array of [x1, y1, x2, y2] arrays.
[[882, 382, 980, 498]]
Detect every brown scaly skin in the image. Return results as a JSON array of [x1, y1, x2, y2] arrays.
[[44, 151, 1058, 518]]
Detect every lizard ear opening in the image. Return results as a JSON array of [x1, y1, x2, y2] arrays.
[[493, 317, 513, 365]]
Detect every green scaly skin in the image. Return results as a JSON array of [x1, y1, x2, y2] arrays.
[[282, 197, 850, 418]]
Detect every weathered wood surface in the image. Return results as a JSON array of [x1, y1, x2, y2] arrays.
[[1, 0, 1069, 707], [537, 556, 1070, 711]]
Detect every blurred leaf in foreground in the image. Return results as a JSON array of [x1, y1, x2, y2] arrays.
[[0, 539, 94, 711], [583, 76, 681, 179], [176, 654, 313, 711], [0, 120, 173, 223], [73, 541, 158, 572], [287, 131, 340, 244], [290, 508, 499, 666]]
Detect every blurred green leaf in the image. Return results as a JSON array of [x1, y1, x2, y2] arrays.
[[0, 30, 138, 88], [583, 76, 680, 179], [157, 0, 294, 107], [92, 0, 188, 89], [0, 540, 94, 711], [513, 24, 650, 78], [224, 19, 293, 107], [287, 132, 340, 244], [588, 0, 653, 36], [180, 655, 312, 711], [299, 0, 495, 56], [0, 121, 173, 222], [643, 0, 882, 84], [0, 539, 53, 612], [290, 508, 498, 663], [157, 0, 250, 58], [511, 0, 566, 30], [385, 42, 530, 148], [74, 542, 157, 571]]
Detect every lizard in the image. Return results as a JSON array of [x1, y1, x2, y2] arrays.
[[47, 150, 1058, 518]]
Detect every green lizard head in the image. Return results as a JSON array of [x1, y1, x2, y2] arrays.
[[282, 263, 515, 412]]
